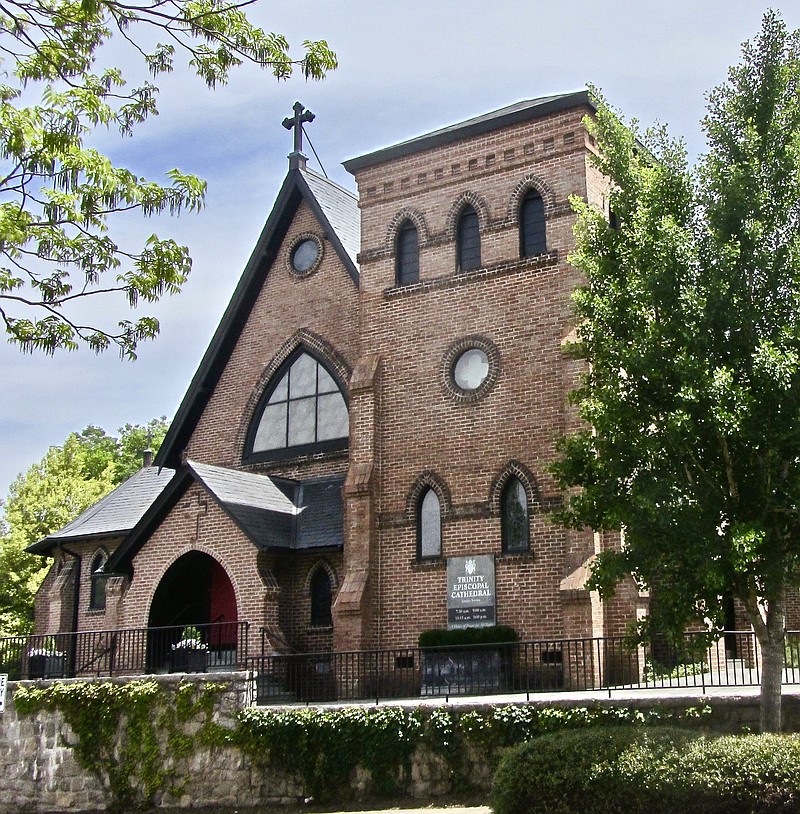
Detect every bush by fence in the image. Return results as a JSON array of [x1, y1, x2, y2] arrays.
[[491, 726, 800, 814]]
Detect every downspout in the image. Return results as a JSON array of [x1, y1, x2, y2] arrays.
[[58, 544, 82, 676]]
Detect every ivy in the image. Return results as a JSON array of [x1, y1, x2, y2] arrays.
[[12, 677, 713, 809], [13, 679, 228, 811]]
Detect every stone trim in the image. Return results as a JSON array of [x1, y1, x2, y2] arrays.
[[284, 232, 324, 278], [237, 329, 352, 462], [404, 470, 452, 522], [444, 191, 491, 240], [506, 173, 557, 222], [385, 207, 430, 251], [383, 251, 559, 299], [441, 334, 501, 404], [489, 460, 542, 515], [304, 559, 339, 592]]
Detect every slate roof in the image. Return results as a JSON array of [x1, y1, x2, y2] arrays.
[[343, 90, 594, 173], [104, 461, 345, 572], [188, 460, 297, 552], [187, 461, 344, 552], [27, 466, 176, 554], [155, 166, 359, 470], [302, 168, 360, 268]]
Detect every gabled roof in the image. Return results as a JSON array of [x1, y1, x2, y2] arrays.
[[343, 90, 594, 173], [105, 461, 344, 573], [155, 167, 359, 470], [27, 466, 176, 555]]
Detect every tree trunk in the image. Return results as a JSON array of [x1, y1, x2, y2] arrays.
[[760, 633, 784, 733], [753, 586, 786, 733]]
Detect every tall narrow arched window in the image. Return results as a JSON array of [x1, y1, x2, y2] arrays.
[[456, 205, 481, 271], [520, 190, 546, 257], [501, 477, 530, 553], [310, 567, 333, 627], [418, 488, 442, 559], [396, 221, 419, 286], [247, 351, 349, 461], [89, 549, 108, 610]]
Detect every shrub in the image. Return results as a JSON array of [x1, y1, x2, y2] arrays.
[[418, 626, 518, 649], [492, 727, 800, 814], [491, 726, 690, 814]]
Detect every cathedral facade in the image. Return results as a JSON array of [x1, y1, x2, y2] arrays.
[[31, 91, 643, 662]]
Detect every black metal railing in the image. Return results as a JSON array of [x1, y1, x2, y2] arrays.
[[4, 626, 798, 705], [251, 630, 800, 705], [0, 621, 249, 680]]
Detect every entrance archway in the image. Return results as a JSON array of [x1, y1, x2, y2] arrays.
[[147, 551, 238, 670]]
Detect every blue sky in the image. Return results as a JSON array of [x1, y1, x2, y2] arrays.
[[2, 1, 799, 501]]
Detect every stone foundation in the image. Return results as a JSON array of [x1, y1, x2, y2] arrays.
[[1, 672, 798, 813]]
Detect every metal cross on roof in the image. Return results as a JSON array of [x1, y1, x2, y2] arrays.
[[283, 101, 315, 155]]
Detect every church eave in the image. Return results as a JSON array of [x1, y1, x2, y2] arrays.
[[155, 168, 358, 471], [343, 90, 595, 173]]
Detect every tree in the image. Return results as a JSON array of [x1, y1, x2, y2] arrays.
[[552, 12, 800, 733], [0, 418, 169, 634], [0, 0, 336, 357]]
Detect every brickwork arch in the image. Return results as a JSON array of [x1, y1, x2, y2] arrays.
[[444, 191, 491, 240], [236, 328, 352, 461], [489, 460, 541, 515], [506, 174, 557, 223], [385, 207, 429, 251], [304, 559, 339, 592], [144, 544, 241, 628], [405, 470, 452, 520]]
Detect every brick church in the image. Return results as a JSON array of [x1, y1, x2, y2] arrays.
[[30, 90, 644, 663]]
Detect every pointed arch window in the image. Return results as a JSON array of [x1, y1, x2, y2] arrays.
[[396, 221, 419, 286], [89, 549, 108, 610], [501, 477, 530, 553], [310, 567, 333, 627], [520, 190, 546, 257], [418, 488, 442, 559], [247, 351, 349, 461], [456, 205, 481, 271]]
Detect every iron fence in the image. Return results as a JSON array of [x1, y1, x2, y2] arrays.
[[4, 626, 800, 706], [0, 621, 249, 680], [252, 630, 800, 704]]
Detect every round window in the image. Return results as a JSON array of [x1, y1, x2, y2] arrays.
[[453, 348, 490, 391], [291, 238, 319, 273], [442, 336, 499, 402]]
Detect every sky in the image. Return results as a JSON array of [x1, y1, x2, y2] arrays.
[[2, 0, 799, 502]]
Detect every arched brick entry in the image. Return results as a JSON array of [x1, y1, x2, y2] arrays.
[[147, 551, 237, 669]]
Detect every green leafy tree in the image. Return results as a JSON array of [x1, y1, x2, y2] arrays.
[[0, 0, 336, 357], [553, 12, 800, 732], [0, 418, 169, 634]]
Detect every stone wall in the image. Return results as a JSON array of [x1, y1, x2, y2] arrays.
[[3, 672, 799, 814]]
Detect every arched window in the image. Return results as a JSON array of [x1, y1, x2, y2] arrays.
[[248, 351, 349, 460], [396, 221, 419, 286], [89, 549, 108, 610], [520, 190, 546, 257], [456, 205, 481, 271], [310, 567, 333, 627], [501, 477, 530, 553], [418, 488, 442, 559]]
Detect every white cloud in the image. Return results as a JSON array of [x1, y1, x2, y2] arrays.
[[2, 0, 799, 498]]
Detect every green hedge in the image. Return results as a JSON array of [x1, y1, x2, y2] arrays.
[[492, 726, 800, 814], [418, 625, 519, 648]]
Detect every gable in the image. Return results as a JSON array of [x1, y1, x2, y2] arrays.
[[156, 168, 360, 471], [105, 462, 344, 574]]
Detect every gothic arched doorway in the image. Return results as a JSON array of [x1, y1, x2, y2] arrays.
[[147, 551, 238, 671]]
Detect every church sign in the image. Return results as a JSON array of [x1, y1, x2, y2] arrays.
[[446, 555, 496, 629]]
